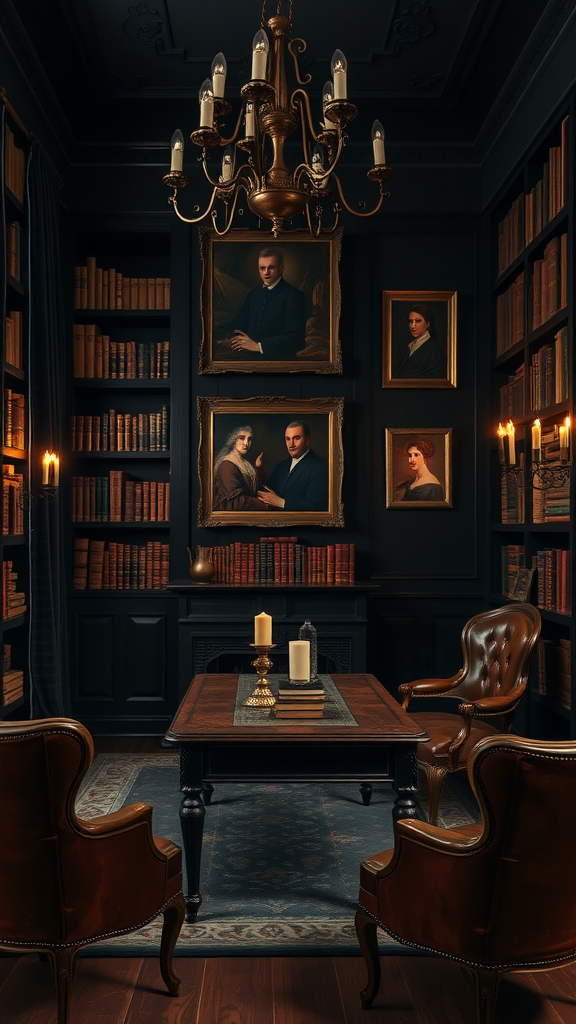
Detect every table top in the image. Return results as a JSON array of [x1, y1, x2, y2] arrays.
[[165, 673, 429, 746]]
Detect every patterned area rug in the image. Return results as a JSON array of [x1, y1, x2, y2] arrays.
[[77, 754, 476, 956]]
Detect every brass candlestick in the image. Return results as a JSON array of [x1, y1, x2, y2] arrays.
[[244, 644, 276, 707]]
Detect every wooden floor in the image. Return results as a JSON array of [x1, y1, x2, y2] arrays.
[[2, 952, 576, 1023], [3, 737, 572, 1023]]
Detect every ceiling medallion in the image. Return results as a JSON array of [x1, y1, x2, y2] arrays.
[[162, 1, 393, 236]]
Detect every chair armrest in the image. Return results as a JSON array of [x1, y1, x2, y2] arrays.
[[468, 693, 523, 715], [75, 802, 153, 835], [399, 670, 464, 710], [396, 818, 483, 853]]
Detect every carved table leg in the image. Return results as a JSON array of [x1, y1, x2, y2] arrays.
[[392, 744, 424, 822], [179, 745, 205, 922], [359, 783, 373, 806]]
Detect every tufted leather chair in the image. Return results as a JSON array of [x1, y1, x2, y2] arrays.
[[398, 604, 541, 825], [356, 733, 576, 1024], [0, 718, 185, 1024]]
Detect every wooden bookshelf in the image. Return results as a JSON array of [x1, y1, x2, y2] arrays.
[[490, 100, 574, 736]]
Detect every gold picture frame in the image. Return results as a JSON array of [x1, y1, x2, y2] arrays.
[[382, 290, 457, 388], [385, 428, 453, 509], [199, 228, 342, 374], [198, 396, 344, 527]]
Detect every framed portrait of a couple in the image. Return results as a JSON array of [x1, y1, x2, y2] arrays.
[[199, 228, 342, 374], [197, 396, 344, 527], [385, 428, 453, 509], [382, 290, 457, 388]]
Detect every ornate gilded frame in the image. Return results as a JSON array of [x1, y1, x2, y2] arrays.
[[199, 228, 342, 374], [382, 289, 457, 388], [385, 427, 453, 509], [198, 396, 344, 527]]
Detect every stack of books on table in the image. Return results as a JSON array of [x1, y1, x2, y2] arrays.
[[274, 682, 325, 719]]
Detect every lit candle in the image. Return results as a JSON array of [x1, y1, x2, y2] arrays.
[[211, 52, 227, 98], [251, 29, 269, 81], [331, 49, 347, 100], [52, 455, 60, 486], [254, 612, 272, 646], [199, 79, 214, 128], [531, 418, 541, 463], [42, 451, 51, 486], [371, 120, 386, 165], [42, 451, 59, 486], [497, 423, 507, 467], [559, 416, 570, 462], [322, 80, 336, 129], [220, 146, 233, 182], [506, 420, 516, 466], [170, 129, 184, 172], [245, 101, 255, 138], [289, 640, 310, 682]]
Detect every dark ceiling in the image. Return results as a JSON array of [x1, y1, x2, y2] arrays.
[[0, 0, 567, 155]]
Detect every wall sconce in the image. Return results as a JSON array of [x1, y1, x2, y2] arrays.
[[42, 451, 59, 487], [497, 420, 571, 491]]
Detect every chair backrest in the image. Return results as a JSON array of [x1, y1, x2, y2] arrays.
[[0, 718, 93, 946], [465, 734, 576, 965], [453, 603, 540, 703]]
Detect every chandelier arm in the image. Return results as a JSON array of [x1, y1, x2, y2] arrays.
[[291, 89, 323, 153], [169, 187, 219, 225], [218, 105, 248, 147], [210, 186, 243, 237], [287, 38, 312, 86], [330, 172, 385, 217]]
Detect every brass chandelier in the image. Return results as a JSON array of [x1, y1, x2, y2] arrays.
[[162, 1, 393, 236]]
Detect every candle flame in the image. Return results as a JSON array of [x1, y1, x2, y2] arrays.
[[497, 423, 506, 438], [506, 420, 515, 436]]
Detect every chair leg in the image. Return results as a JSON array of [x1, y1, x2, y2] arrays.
[[355, 908, 381, 1009], [160, 894, 186, 995], [422, 764, 448, 826], [470, 967, 501, 1024], [47, 947, 78, 1024]]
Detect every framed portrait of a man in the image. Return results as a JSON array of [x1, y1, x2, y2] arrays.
[[197, 396, 344, 527], [199, 228, 342, 374], [382, 290, 457, 388], [385, 428, 453, 509]]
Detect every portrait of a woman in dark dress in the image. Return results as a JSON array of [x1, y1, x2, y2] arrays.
[[396, 438, 445, 502]]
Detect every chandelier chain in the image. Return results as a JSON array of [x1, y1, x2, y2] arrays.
[[261, 0, 293, 27]]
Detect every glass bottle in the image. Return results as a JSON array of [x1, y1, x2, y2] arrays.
[[298, 620, 318, 680]]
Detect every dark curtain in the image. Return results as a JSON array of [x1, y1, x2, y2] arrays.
[[28, 141, 69, 717]]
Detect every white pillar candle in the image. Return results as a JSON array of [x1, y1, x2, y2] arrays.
[[42, 451, 51, 486], [506, 420, 516, 466], [289, 640, 310, 682], [254, 612, 272, 645], [559, 417, 570, 461], [531, 419, 541, 462]]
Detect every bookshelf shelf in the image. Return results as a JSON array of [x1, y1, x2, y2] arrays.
[[74, 379, 170, 390], [3, 363, 25, 381], [72, 451, 170, 460], [2, 448, 26, 460], [0, 693, 26, 719], [71, 521, 170, 529], [493, 207, 570, 290], [3, 186, 24, 215], [2, 535, 26, 546], [1, 614, 26, 631]]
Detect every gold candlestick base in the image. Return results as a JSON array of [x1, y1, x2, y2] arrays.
[[244, 644, 276, 707]]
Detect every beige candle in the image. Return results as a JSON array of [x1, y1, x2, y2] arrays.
[[199, 79, 214, 128], [289, 640, 310, 682], [254, 612, 272, 645], [506, 420, 516, 466], [531, 418, 541, 462], [331, 49, 347, 100], [170, 130, 184, 172]]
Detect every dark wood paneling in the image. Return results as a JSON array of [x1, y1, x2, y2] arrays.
[[124, 614, 167, 701], [74, 614, 116, 701]]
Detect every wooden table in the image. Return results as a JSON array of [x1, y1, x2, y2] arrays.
[[165, 672, 429, 922]]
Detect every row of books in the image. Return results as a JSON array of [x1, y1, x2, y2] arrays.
[[537, 637, 571, 709], [73, 327, 170, 379], [4, 125, 26, 203], [71, 409, 170, 452], [74, 260, 170, 310], [206, 539, 356, 585], [73, 538, 169, 590], [3, 389, 25, 449], [536, 547, 571, 615], [496, 271, 524, 357], [529, 327, 568, 411], [501, 544, 525, 597], [4, 310, 23, 368], [499, 364, 525, 420], [6, 221, 21, 282], [72, 474, 170, 522], [2, 561, 26, 620], [2, 465, 24, 536], [532, 432, 570, 523], [496, 119, 569, 275], [528, 234, 567, 331], [2, 668, 24, 707]]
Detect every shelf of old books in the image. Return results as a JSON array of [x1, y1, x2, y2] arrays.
[[490, 99, 574, 737]]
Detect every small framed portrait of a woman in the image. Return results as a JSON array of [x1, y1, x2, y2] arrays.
[[382, 290, 457, 388], [385, 428, 453, 509], [197, 396, 344, 527]]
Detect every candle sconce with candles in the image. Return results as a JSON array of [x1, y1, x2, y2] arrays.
[[497, 419, 571, 491]]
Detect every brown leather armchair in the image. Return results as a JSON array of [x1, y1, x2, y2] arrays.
[[0, 718, 185, 1024], [356, 733, 576, 1024], [398, 603, 541, 825]]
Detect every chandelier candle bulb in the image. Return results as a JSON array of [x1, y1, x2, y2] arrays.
[[322, 80, 336, 128], [221, 146, 233, 182], [289, 640, 310, 683], [251, 29, 269, 80], [331, 49, 347, 99], [199, 79, 214, 128], [254, 612, 272, 646], [371, 120, 386, 165], [531, 419, 541, 463], [245, 101, 255, 138], [211, 52, 227, 97], [170, 129, 184, 172], [506, 420, 516, 466]]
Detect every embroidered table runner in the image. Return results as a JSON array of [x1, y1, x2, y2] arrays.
[[234, 674, 359, 727]]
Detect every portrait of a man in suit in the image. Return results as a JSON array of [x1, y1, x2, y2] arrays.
[[257, 420, 328, 512], [382, 290, 457, 388]]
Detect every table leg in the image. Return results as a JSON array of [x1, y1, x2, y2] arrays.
[[202, 784, 214, 805], [392, 745, 424, 822], [359, 783, 373, 806], [179, 746, 205, 922]]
